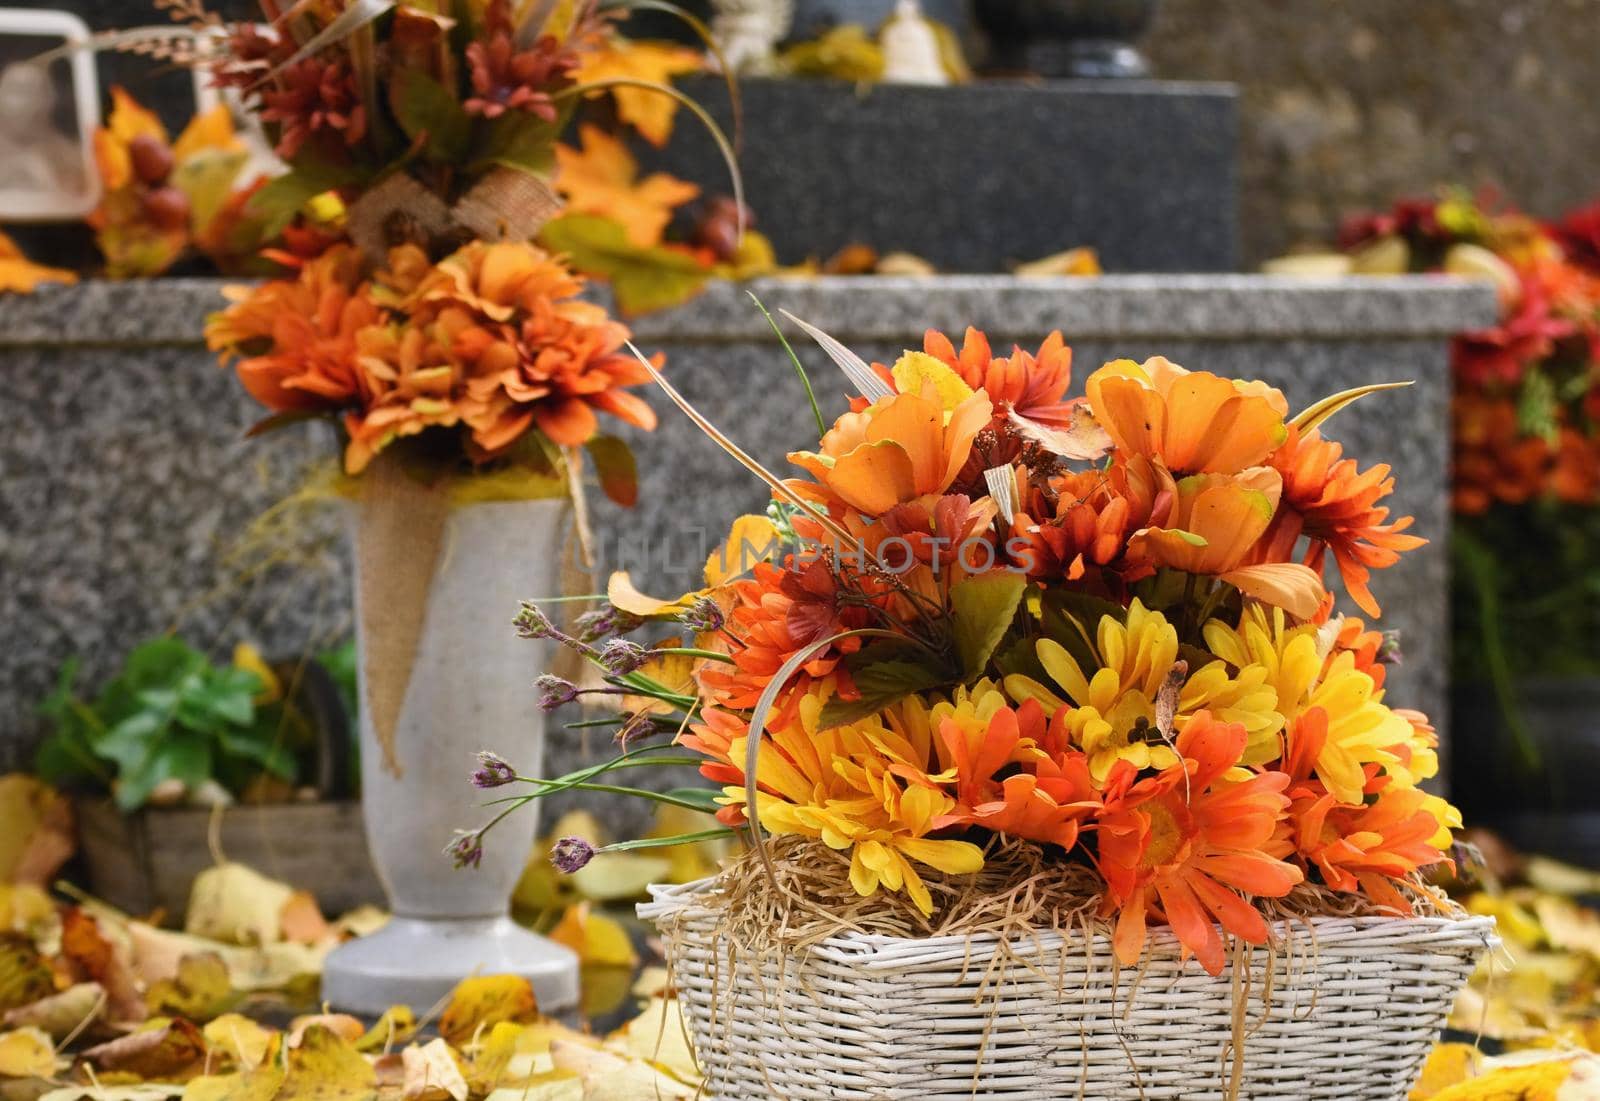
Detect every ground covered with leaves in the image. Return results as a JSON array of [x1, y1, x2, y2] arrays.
[[8, 774, 1600, 1098]]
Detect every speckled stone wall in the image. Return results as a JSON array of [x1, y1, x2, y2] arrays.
[[1144, 0, 1600, 266], [0, 277, 1494, 839]]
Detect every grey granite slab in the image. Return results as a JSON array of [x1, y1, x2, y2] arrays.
[[656, 78, 1240, 273], [0, 275, 1495, 837]]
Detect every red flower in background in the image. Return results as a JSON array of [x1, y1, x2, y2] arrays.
[[1452, 274, 1575, 389], [259, 57, 368, 160], [1552, 200, 1600, 273]]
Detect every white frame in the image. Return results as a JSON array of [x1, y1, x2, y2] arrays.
[[0, 7, 102, 221]]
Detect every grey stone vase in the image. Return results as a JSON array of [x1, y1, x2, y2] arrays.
[[789, 0, 972, 38], [976, 0, 1160, 78]]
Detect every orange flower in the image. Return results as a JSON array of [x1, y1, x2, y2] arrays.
[[1010, 456, 1174, 581], [694, 559, 882, 728], [1278, 708, 1449, 913], [1085, 357, 1289, 475], [1258, 426, 1426, 617], [1096, 712, 1301, 974], [921, 328, 1080, 427], [1125, 467, 1327, 620], [789, 386, 993, 519], [934, 697, 1099, 850], [209, 244, 377, 415]]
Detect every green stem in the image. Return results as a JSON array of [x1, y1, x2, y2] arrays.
[[750, 292, 827, 437], [654, 647, 737, 665], [598, 828, 736, 854]]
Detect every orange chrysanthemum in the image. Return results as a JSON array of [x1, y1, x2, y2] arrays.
[[922, 327, 1080, 427], [1258, 426, 1427, 617], [1009, 455, 1174, 582], [1096, 711, 1301, 974]]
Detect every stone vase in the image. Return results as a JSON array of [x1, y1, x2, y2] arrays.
[[322, 469, 578, 1016]]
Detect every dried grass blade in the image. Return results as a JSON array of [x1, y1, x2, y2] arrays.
[[624, 342, 854, 545], [780, 310, 893, 402]]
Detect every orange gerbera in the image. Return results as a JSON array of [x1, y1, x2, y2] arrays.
[[1258, 426, 1426, 617], [921, 328, 1081, 427], [1278, 709, 1449, 913], [935, 697, 1099, 849], [1096, 711, 1301, 974], [789, 385, 993, 519], [695, 558, 881, 728], [1085, 357, 1289, 475]]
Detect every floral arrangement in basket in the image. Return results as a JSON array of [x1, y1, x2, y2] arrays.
[[1338, 191, 1600, 763], [469, 316, 1466, 977]]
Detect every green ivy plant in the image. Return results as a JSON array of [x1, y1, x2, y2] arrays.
[[36, 638, 304, 811]]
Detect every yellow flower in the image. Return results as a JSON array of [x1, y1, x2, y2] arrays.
[[1205, 603, 1411, 803], [1004, 600, 1282, 780], [722, 694, 982, 915]]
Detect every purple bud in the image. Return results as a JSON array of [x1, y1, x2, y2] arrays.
[[680, 597, 725, 634], [514, 602, 556, 640], [599, 639, 648, 676], [1378, 630, 1404, 666], [445, 829, 484, 870], [471, 750, 517, 789], [535, 674, 579, 712], [573, 609, 616, 643], [550, 836, 596, 873]]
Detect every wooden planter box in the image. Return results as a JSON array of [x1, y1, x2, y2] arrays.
[[75, 798, 385, 920]]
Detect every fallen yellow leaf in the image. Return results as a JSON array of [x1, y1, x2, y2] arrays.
[[401, 1039, 468, 1101], [287, 1014, 364, 1047], [146, 953, 237, 1022], [201, 1013, 276, 1070], [549, 1040, 694, 1100], [82, 1018, 207, 1079], [548, 904, 637, 969], [0, 776, 74, 886], [278, 1024, 375, 1101], [185, 864, 297, 946], [1428, 1058, 1573, 1101], [0, 937, 55, 1015], [437, 977, 539, 1047], [354, 1006, 416, 1054], [603, 998, 700, 1087], [1413, 1043, 1482, 1099], [480, 1072, 581, 1101], [180, 1065, 286, 1101], [0, 1027, 57, 1079]]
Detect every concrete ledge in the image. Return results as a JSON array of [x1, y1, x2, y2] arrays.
[[0, 274, 1498, 349]]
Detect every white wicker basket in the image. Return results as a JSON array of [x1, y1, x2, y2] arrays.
[[641, 880, 1497, 1101]]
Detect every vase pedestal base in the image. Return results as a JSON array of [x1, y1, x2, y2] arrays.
[[322, 915, 580, 1016]]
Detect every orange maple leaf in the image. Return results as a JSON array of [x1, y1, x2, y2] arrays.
[[554, 125, 699, 249], [0, 232, 77, 294], [575, 36, 704, 147]]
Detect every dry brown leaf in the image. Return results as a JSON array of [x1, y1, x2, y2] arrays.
[[82, 1018, 207, 1079], [436, 978, 538, 1047], [400, 1040, 467, 1101]]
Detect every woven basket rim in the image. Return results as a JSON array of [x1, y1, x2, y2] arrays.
[[640, 878, 1500, 967]]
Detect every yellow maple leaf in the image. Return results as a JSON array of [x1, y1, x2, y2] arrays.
[[172, 104, 240, 164], [437, 977, 539, 1047], [1428, 1058, 1574, 1101], [553, 126, 699, 249], [575, 37, 704, 148]]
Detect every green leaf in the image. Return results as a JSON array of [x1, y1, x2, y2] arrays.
[[94, 711, 168, 772], [540, 213, 709, 316], [584, 436, 639, 507], [391, 68, 472, 163], [950, 572, 1028, 679], [180, 671, 257, 729], [818, 656, 946, 729], [660, 787, 724, 814], [115, 733, 213, 810], [471, 108, 568, 177], [122, 638, 206, 690], [1517, 368, 1560, 443], [246, 158, 361, 237], [216, 728, 297, 781]]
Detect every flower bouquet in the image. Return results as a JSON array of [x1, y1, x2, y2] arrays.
[[1337, 192, 1600, 861], [478, 321, 1496, 1096], [192, 0, 738, 1013]]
